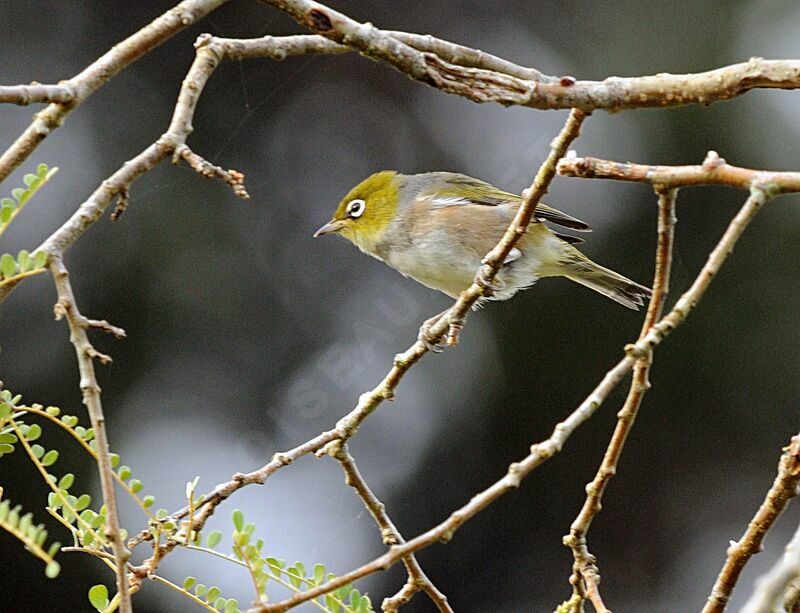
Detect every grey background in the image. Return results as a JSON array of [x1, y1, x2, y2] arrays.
[[2, 1, 800, 611]]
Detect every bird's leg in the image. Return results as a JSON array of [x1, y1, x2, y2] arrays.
[[418, 309, 449, 352]]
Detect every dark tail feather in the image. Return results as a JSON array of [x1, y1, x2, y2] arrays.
[[559, 250, 651, 310]]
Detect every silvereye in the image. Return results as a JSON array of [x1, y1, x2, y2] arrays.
[[314, 171, 650, 310]]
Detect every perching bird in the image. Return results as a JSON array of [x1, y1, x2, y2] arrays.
[[314, 171, 651, 311]]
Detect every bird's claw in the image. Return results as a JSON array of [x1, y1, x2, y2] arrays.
[[418, 319, 462, 351], [418, 323, 445, 352], [476, 271, 504, 294]]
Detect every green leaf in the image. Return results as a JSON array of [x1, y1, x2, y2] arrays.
[[142, 495, 155, 508], [118, 466, 131, 481], [17, 250, 30, 272], [335, 584, 353, 600], [0, 443, 14, 454], [75, 494, 92, 511], [109, 453, 120, 468], [0, 403, 10, 419], [0, 433, 17, 444], [82, 529, 95, 547], [58, 473, 75, 490], [224, 600, 239, 613], [206, 587, 221, 602], [41, 449, 59, 467], [195, 584, 207, 598], [45, 405, 60, 417], [88, 584, 109, 611], [0, 203, 12, 224], [0, 253, 17, 278], [267, 557, 286, 577], [45, 561, 60, 578], [325, 594, 340, 613], [232, 509, 244, 532], [11, 187, 24, 202], [31, 444, 45, 459], [32, 250, 47, 269], [47, 541, 61, 557], [206, 530, 222, 548], [287, 566, 301, 588], [25, 424, 42, 441], [156, 508, 168, 520], [183, 576, 196, 591], [23, 173, 37, 187], [129, 479, 142, 493], [313, 563, 325, 585]]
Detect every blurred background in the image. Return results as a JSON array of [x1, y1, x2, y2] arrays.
[[2, 1, 800, 611]]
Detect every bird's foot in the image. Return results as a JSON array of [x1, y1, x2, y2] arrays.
[[475, 269, 505, 294], [418, 310, 449, 352]]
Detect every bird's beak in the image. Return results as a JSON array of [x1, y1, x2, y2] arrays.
[[313, 218, 347, 238]]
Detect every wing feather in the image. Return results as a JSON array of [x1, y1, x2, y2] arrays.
[[418, 173, 592, 232]]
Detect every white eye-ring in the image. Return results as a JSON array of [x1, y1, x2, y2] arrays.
[[346, 198, 366, 218]]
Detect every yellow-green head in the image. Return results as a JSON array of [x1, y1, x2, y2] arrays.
[[313, 171, 400, 253]]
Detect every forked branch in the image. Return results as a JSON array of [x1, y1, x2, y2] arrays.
[[50, 257, 131, 612], [703, 435, 800, 613], [564, 187, 677, 611]]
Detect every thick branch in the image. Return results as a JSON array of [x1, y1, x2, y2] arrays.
[[50, 257, 131, 612], [260, 1, 800, 111], [564, 187, 677, 611], [558, 150, 800, 192], [328, 443, 451, 612], [703, 435, 800, 613]]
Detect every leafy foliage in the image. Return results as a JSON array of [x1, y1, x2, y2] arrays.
[[0, 162, 58, 238], [2, 384, 373, 612], [0, 162, 57, 288], [0, 490, 61, 578], [187, 509, 374, 613]]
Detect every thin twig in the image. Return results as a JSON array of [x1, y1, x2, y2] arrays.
[[0, 0, 230, 184], [0, 83, 75, 105], [704, 435, 800, 613], [740, 524, 800, 613], [326, 442, 452, 612], [250, 182, 771, 613], [558, 150, 800, 192], [129, 109, 588, 559], [564, 187, 677, 611], [49, 257, 131, 612]]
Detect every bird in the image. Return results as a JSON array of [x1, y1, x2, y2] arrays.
[[314, 171, 650, 321]]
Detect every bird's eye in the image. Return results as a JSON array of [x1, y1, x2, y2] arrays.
[[346, 199, 366, 218]]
